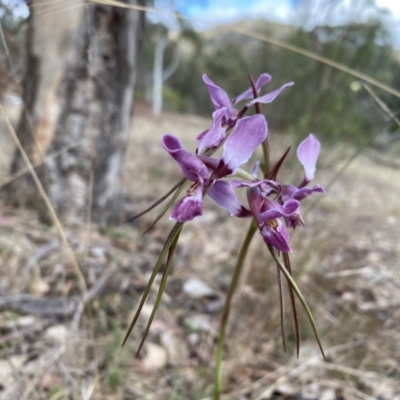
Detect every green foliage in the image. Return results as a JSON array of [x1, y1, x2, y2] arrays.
[[163, 85, 186, 112], [139, 15, 399, 145]]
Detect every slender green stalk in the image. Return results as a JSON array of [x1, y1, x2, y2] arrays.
[[261, 139, 270, 178], [214, 219, 258, 400], [135, 224, 183, 356], [268, 247, 326, 360], [283, 252, 300, 358], [122, 222, 184, 346], [144, 182, 186, 233], [125, 178, 186, 223]]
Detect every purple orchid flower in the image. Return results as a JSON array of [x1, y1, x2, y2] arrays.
[[206, 134, 325, 251], [162, 114, 267, 222], [208, 180, 299, 252], [198, 74, 294, 153], [281, 134, 325, 228], [247, 188, 300, 252]]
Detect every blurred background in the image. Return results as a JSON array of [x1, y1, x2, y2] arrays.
[[0, 0, 399, 399]]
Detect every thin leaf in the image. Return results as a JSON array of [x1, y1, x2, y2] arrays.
[[122, 222, 184, 346], [135, 224, 183, 357], [143, 181, 186, 233], [268, 146, 291, 181], [125, 178, 186, 223], [283, 252, 300, 358], [276, 265, 286, 352], [247, 71, 262, 115], [269, 246, 326, 360]]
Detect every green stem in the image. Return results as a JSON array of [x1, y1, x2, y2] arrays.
[[268, 247, 326, 360], [261, 139, 270, 178], [232, 168, 258, 182], [214, 219, 258, 400], [144, 182, 186, 233], [135, 224, 183, 356], [122, 222, 184, 346]]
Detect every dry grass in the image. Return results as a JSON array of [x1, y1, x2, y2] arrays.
[[0, 98, 400, 399]]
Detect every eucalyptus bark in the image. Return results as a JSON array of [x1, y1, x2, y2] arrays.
[[9, 0, 144, 226]]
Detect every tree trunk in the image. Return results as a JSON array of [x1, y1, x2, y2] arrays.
[[9, 0, 145, 226]]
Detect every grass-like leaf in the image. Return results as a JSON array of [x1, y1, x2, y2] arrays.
[[135, 224, 183, 357], [276, 265, 287, 352], [122, 222, 184, 347], [143, 182, 186, 233], [283, 252, 300, 358], [125, 178, 186, 223], [269, 246, 326, 360]]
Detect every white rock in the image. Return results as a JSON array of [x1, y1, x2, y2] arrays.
[[142, 343, 167, 370], [45, 324, 68, 346], [160, 331, 188, 365], [185, 314, 215, 333], [183, 277, 215, 299]]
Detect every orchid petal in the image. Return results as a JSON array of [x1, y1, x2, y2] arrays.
[[232, 73, 272, 105], [281, 184, 299, 202], [297, 134, 321, 182], [246, 82, 294, 107], [259, 198, 300, 221], [232, 180, 262, 189], [208, 180, 251, 217], [197, 107, 227, 153], [162, 134, 210, 181], [214, 115, 267, 178], [251, 161, 261, 177], [232, 178, 278, 192], [202, 74, 231, 110], [170, 185, 203, 222], [260, 220, 291, 252], [291, 185, 325, 201], [246, 186, 265, 219]]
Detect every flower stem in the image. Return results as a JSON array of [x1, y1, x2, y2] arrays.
[[232, 168, 257, 182], [214, 219, 258, 400], [261, 139, 270, 177], [268, 247, 326, 360]]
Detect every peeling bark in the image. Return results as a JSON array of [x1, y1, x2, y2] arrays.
[[9, 0, 145, 226]]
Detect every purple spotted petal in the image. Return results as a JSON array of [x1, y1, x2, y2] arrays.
[[259, 198, 300, 221], [246, 82, 294, 107], [202, 74, 231, 110], [208, 180, 251, 217], [232, 73, 272, 105], [213, 115, 267, 178], [297, 134, 321, 182], [170, 185, 204, 222], [260, 220, 291, 252], [197, 107, 227, 154], [162, 134, 210, 181]]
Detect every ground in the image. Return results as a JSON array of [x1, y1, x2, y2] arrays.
[[0, 102, 399, 399]]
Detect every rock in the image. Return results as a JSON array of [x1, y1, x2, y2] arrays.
[[184, 314, 215, 333], [45, 324, 68, 346], [142, 343, 167, 370], [160, 331, 189, 365], [89, 246, 108, 259], [183, 277, 216, 299], [28, 276, 50, 295]]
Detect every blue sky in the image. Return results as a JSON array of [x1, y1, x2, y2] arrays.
[[173, 0, 400, 48]]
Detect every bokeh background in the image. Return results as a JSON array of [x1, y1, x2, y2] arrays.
[[0, 0, 400, 399]]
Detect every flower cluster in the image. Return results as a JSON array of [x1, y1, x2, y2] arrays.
[[124, 72, 327, 377], [163, 74, 324, 253]]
